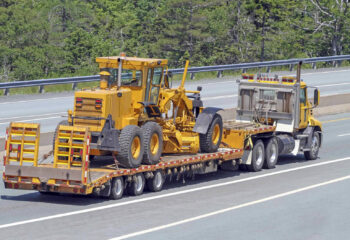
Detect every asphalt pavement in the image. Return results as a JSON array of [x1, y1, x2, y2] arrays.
[[1, 67, 350, 136], [0, 112, 350, 239]]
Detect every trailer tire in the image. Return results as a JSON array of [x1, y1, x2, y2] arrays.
[[247, 140, 265, 172], [200, 114, 223, 153], [127, 173, 145, 196], [52, 120, 69, 151], [146, 170, 165, 192], [264, 137, 279, 169], [304, 131, 320, 160], [142, 122, 163, 165], [110, 177, 125, 200], [118, 125, 144, 168]]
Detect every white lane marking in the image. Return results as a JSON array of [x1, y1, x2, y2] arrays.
[[0, 96, 73, 105], [338, 133, 350, 137], [202, 94, 237, 101], [302, 69, 350, 75], [0, 116, 64, 125], [316, 82, 350, 88], [0, 112, 66, 121], [111, 175, 350, 240], [0, 156, 350, 229]]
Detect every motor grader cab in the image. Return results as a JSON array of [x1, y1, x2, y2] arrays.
[[235, 62, 322, 160], [56, 54, 223, 168]]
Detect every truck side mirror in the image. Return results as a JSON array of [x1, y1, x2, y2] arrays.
[[314, 88, 319, 106]]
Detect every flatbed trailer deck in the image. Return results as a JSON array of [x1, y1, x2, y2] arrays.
[[2, 122, 275, 198]]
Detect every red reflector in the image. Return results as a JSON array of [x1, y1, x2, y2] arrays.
[[9, 144, 12, 152], [73, 188, 78, 193], [14, 183, 19, 189], [95, 99, 102, 104], [76, 98, 82, 102], [80, 188, 85, 193], [80, 149, 83, 156]]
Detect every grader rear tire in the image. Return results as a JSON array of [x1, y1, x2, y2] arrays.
[[117, 125, 144, 168], [142, 122, 163, 165], [200, 114, 223, 153]]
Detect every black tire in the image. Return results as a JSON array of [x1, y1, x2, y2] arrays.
[[52, 120, 69, 151], [200, 114, 223, 153], [264, 137, 279, 169], [117, 125, 144, 168], [110, 177, 125, 200], [304, 131, 320, 160], [127, 173, 145, 196], [141, 122, 163, 165], [146, 170, 165, 192], [247, 140, 265, 172]]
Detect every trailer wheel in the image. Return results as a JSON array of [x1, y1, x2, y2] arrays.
[[142, 122, 163, 165], [304, 131, 320, 160], [264, 137, 279, 169], [200, 114, 223, 153], [110, 177, 125, 200], [127, 173, 145, 196], [247, 140, 265, 172], [118, 125, 144, 168], [146, 170, 165, 192], [52, 120, 69, 151]]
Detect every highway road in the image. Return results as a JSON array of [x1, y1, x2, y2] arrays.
[[0, 112, 350, 239], [1, 67, 350, 137]]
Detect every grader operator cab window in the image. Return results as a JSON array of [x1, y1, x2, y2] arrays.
[[145, 67, 163, 104], [100, 68, 142, 87]]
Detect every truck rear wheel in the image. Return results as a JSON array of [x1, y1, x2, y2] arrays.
[[127, 173, 145, 196], [264, 137, 278, 169], [200, 114, 223, 153], [146, 170, 165, 192], [304, 131, 320, 160], [110, 177, 125, 200], [247, 140, 265, 172], [142, 122, 163, 165], [118, 125, 144, 168]]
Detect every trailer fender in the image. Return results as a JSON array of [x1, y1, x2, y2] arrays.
[[193, 107, 223, 134]]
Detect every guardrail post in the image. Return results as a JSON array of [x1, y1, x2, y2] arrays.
[[289, 64, 294, 71], [72, 82, 77, 90], [39, 85, 45, 93], [333, 60, 341, 67], [190, 73, 195, 80], [217, 71, 223, 78], [242, 69, 247, 73], [266, 67, 271, 73], [4, 88, 9, 96], [312, 63, 317, 70]]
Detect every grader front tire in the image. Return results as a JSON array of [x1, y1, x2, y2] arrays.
[[200, 114, 223, 153], [117, 125, 144, 168], [142, 122, 163, 165]]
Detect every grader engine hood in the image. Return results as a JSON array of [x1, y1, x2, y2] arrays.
[[72, 88, 135, 132]]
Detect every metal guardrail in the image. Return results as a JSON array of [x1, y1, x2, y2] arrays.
[[1, 55, 350, 95]]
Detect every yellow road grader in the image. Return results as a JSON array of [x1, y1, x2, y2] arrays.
[[54, 54, 223, 168]]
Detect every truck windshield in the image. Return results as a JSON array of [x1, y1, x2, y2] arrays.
[[100, 68, 142, 87]]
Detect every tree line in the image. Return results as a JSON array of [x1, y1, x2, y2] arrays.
[[0, 0, 349, 82]]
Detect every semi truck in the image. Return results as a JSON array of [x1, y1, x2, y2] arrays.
[[2, 61, 322, 199]]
